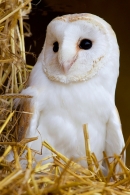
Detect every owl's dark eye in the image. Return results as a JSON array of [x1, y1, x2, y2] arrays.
[[79, 39, 92, 50], [53, 41, 59, 52]]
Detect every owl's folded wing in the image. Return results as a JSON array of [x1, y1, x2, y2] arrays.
[[6, 87, 41, 162], [16, 99, 33, 142], [15, 87, 40, 143], [105, 106, 126, 163]]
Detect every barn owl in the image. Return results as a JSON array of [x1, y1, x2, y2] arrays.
[[9, 13, 125, 169]]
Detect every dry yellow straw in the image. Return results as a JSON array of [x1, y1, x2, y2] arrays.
[[0, 169, 23, 191], [43, 141, 70, 164], [0, 0, 32, 24], [0, 111, 14, 134], [0, 145, 12, 162], [83, 124, 94, 172]]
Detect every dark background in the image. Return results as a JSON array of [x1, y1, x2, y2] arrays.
[[25, 0, 130, 166]]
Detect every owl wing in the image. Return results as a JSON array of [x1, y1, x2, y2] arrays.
[[16, 99, 33, 142], [6, 87, 40, 162], [105, 106, 125, 163], [15, 87, 40, 145]]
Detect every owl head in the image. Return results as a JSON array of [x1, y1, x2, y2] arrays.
[[33, 13, 120, 96]]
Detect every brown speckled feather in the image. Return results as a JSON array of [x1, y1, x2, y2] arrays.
[[15, 100, 33, 142]]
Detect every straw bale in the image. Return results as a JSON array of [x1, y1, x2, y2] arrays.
[[0, 0, 32, 148]]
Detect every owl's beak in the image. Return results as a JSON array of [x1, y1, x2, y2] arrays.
[[60, 57, 77, 74], [58, 44, 77, 74], [62, 63, 72, 74]]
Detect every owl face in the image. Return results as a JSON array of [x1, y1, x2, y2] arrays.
[[42, 13, 119, 83]]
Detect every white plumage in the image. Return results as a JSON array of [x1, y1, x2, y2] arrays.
[[10, 13, 125, 168]]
